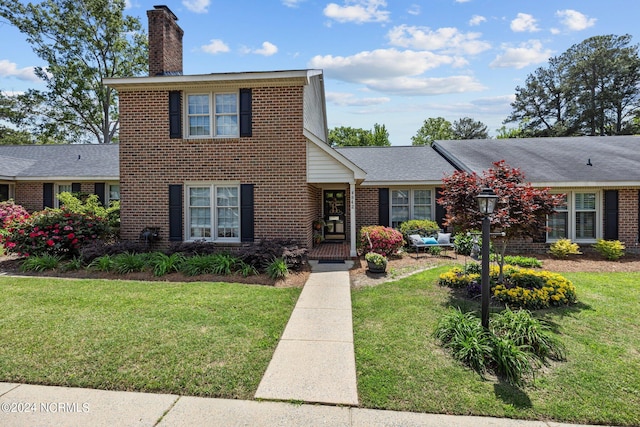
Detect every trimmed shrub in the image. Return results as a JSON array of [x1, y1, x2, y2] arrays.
[[235, 239, 308, 273], [500, 255, 542, 268], [359, 225, 404, 256], [493, 269, 577, 309], [398, 219, 439, 239], [56, 192, 120, 232], [548, 238, 581, 259], [592, 239, 625, 261]]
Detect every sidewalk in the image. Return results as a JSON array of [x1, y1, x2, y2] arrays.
[[255, 260, 358, 405], [0, 382, 602, 426]]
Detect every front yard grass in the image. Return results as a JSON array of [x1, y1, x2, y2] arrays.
[[352, 266, 640, 426], [0, 277, 300, 399]]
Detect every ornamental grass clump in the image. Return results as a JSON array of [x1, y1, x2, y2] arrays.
[[435, 308, 566, 386]]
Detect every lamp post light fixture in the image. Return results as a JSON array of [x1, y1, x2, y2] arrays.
[[476, 187, 499, 329]]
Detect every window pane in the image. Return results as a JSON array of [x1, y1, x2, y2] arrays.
[[190, 187, 210, 206], [413, 206, 430, 220], [216, 187, 238, 207], [413, 189, 431, 205], [58, 184, 72, 194], [189, 115, 210, 136], [575, 193, 596, 210], [216, 115, 238, 137], [576, 211, 596, 239], [217, 207, 239, 238], [188, 95, 209, 115], [215, 94, 237, 114], [391, 190, 409, 205], [548, 212, 568, 239], [109, 184, 120, 201], [0, 184, 8, 202], [391, 206, 409, 228]]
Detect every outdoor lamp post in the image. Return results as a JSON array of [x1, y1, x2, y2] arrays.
[[476, 187, 498, 329]]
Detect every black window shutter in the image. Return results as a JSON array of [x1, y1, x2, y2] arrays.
[[169, 91, 182, 139], [378, 188, 390, 227], [168, 185, 183, 241], [240, 184, 254, 242], [43, 183, 54, 209], [71, 183, 81, 193], [94, 183, 106, 206], [239, 88, 252, 137], [604, 190, 619, 240]]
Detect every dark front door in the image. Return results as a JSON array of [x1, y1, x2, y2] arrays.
[[324, 190, 346, 241]]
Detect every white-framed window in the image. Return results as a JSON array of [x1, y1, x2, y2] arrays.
[[0, 183, 15, 202], [391, 189, 432, 228], [186, 92, 238, 138], [108, 183, 120, 204], [547, 191, 599, 242], [55, 183, 73, 208], [186, 183, 240, 242]]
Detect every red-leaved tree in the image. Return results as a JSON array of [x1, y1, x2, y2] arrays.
[[439, 161, 564, 279]]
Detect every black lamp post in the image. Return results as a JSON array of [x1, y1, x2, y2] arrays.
[[476, 187, 498, 329]]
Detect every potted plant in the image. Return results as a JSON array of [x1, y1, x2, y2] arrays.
[[365, 252, 387, 273], [313, 218, 325, 231], [313, 231, 324, 246]]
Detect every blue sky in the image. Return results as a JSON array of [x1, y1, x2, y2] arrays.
[[1, 0, 638, 144]]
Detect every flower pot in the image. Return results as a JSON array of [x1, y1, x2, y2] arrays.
[[367, 260, 387, 273]]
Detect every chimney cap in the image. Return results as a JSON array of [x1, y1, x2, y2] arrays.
[[153, 5, 178, 21]]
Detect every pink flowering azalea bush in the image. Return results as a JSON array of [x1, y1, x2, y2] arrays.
[[0, 200, 30, 228], [1, 208, 110, 258], [359, 225, 404, 257]]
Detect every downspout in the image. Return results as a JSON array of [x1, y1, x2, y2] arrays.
[[350, 182, 357, 257]]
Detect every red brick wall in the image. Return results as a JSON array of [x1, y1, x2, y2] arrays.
[[118, 85, 313, 248], [618, 189, 639, 253], [147, 7, 183, 76], [355, 187, 378, 231]]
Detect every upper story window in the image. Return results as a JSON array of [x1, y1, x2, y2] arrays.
[[547, 191, 599, 242], [186, 92, 238, 138], [391, 189, 432, 228]]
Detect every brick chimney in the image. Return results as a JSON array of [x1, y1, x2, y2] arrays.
[[147, 5, 184, 76]]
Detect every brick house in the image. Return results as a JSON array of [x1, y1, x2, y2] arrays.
[[0, 144, 119, 212], [104, 5, 369, 257]]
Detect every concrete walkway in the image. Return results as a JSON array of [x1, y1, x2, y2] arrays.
[[0, 382, 607, 426], [255, 260, 358, 405]]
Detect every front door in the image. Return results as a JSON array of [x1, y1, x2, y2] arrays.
[[323, 190, 346, 241]]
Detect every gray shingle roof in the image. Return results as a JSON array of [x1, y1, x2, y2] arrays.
[[336, 145, 456, 184], [0, 144, 119, 180], [433, 136, 640, 185]]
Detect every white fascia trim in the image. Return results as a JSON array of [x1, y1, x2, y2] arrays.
[[531, 181, 640, 187], [104, 69, 321, 88], [304, 130, 367, 181], [360, 181, 444, 187], [14, 176, 119, 182]]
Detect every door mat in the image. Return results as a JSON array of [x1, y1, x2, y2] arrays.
[[318, 259, 346, 264]]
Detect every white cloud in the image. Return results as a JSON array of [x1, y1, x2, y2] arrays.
[[556, 9, 596, 31], [282, 0, 305, 7], [0, 59, 40, 82], [490, 40, 552, 69], [309, 49, 459, 81], [324, 0, 390, 24], [201, 39, 230, 54], [387, 25, 491, 55], [326, 92, 390, 106], [469, 15, 486, 26], [182, 0, 210, 14], [511, 13, 539, 32], [309, 49, 484, 95], [368, 75, 485, 95], [407, 4, 420, 16], [253, 42, 279, 56]]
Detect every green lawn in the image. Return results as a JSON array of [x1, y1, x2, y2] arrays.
[[352, 266, 640, 426], [0, 277, 300, 399]]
